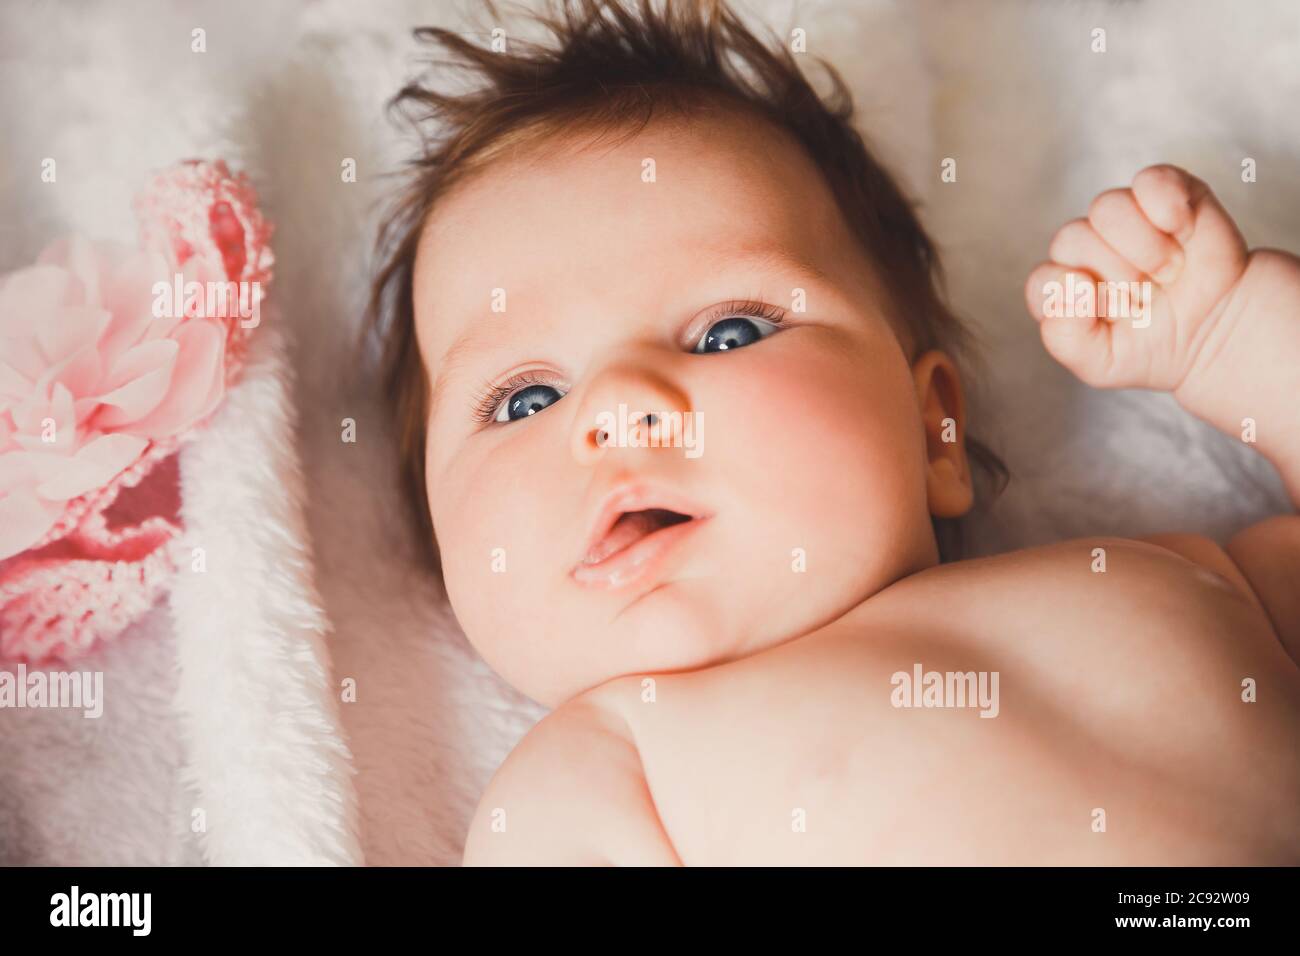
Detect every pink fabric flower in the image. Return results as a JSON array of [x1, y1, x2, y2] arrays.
[[0, 160, 272, 661]]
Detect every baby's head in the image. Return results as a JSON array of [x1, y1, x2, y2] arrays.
[[370, 0, 1006, 707]]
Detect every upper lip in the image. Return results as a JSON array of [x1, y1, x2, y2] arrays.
[[576, 479, 711, 568]]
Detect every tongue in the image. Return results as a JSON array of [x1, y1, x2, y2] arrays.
[[583, 510, 685, 565]]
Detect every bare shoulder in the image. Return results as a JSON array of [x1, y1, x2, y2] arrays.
[[461, 681, 681, 866], [876, 533, 1285, 669], [1132, 531, 1262, 604], [901, 532, 1261, 604], [1223, 515, 1300, 663], [1129, 521, 1300, 664]]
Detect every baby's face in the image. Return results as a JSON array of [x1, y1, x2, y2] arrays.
[[414, 110, 943, 707]]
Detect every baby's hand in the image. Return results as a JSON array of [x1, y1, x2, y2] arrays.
[[1025, 164, 1248, 393], [1026, 164, 1300, 504]]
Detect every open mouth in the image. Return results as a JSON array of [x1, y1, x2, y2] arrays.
[[579, 508, 694, 566], [571, 486, 711, 590]]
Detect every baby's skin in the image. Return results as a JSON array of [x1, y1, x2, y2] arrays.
[[417, 110, 1300, 864]]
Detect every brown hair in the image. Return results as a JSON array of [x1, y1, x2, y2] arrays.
[[367, 0, 1007, 572]]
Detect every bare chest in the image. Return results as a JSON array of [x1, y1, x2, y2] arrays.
[[616, 539, 1300, 864]]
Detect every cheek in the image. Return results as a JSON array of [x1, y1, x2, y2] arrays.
[[704, 329, 928, 564], [429, 430, 560, 675]]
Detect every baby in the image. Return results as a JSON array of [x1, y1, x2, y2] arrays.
[[367, 0, 1300, 864]]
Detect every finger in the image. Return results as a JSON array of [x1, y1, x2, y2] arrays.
[[1025, 260, 1099, 321], [1025, 261, 1114, 379], [1130, 164, 1248, 285], [1088, 188, 1185, 285], [1129, 164, 1206, 243], [1027, 257, 1147, 324], [1049, 217, 1145, 285], [1039, 304, 1119, 389]]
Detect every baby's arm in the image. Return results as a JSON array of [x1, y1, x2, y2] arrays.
[[1026, 165, 1300, 657], [462, 692, 680, 866]]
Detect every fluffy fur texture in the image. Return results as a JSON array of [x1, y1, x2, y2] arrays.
[[0, 0, 1295, 865], [168, 324, 362, 865]]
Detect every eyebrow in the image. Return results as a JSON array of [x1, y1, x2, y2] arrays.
[[426, 242, 833, 414], [430, 319, 497, 413]]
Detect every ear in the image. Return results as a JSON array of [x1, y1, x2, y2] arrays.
[[912, 350, 974, 519]]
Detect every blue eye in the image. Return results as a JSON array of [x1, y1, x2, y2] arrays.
[[495, 383, 563, 423], [693, 315, 779, 354]]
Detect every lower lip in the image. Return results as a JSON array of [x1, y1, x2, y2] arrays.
[[570, 517, 709, 591]]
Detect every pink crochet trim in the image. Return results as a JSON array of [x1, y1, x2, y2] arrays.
[[133, 160, 274, 376], [0, 448, 180, 661], [0, 160, 273, 663]]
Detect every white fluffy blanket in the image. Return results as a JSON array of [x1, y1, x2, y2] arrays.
[[0, 0, 1294, 865]]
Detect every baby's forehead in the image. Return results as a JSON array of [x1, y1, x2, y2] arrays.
[[414, 111, 856, 316]]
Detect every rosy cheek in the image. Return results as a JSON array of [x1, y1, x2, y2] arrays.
[[436, 433, 561, 600], [719, 336, 922, 528], [433, 470, 527, 675], [430, 458, 504, 592]]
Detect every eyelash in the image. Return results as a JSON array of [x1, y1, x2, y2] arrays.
[[470, 299, 788, 425], [699, 298, 787, 329], [471, 368, 563, 425]]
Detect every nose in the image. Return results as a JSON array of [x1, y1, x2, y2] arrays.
[[568, 357, 693, 466]]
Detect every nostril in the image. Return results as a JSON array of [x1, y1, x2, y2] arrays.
[[641, 413, 658, 427]]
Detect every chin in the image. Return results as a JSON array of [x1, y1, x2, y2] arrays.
[[616, 577, 737, 677]]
